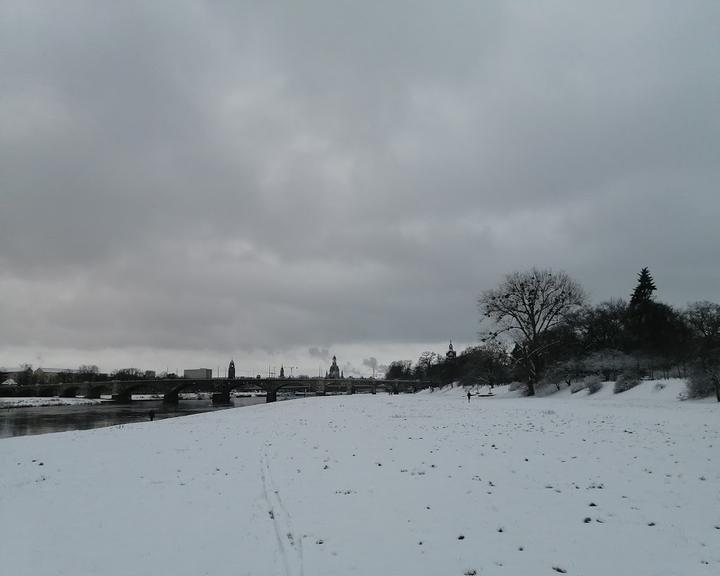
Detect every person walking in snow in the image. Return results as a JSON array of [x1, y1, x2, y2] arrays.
[[148, 409, 155, 421], [467, 391, 472, 403]]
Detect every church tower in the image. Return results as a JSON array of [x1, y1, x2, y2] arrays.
[[228, 360, 235, 379], [280, 365, 285, 378], [446, 340, 457, 361], [328, 355, 341, 379]]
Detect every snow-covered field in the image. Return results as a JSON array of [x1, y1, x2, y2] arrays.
[[0, 397, 103, 409], [1, 381, 718, 576]]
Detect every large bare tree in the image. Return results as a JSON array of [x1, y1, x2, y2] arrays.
[[479, 268, 587, 395]]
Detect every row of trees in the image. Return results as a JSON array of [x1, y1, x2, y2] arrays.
[[387, 268, 720, 401], [1, 365, 173, 385]]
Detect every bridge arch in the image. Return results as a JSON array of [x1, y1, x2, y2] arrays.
[[113, 381, 165, 402], [161, 380, 215, 403], [38, 385, 57, 397], [59, 385, 80, 398], [86, 384, 113, 399]]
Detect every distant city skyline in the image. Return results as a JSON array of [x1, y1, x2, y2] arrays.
[[1, 3, 718, 373], [1, 340, 472, 378]]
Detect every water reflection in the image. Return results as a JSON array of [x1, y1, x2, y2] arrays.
[[0, 398, 266, 439]]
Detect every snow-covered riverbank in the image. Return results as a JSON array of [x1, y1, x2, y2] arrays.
[[1, 381, 718, 576], [0, 397, 103, 409]]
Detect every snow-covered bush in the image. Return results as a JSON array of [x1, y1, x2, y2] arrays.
[[686, 367, 719, 399], [571, 375, 602, 394], [508, 381, 529, 395], [614, 373, 641, 394], [584, 375, 603, 394], [535, 378, 560, 396], [570, 380, 586, 394]]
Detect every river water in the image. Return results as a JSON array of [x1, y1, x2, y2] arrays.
[[0, 397, 268, 439]]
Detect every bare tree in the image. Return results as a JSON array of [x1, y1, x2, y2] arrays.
[[415, 351, 440, 380], [684, 301, 720, 401], [479, 268, 587, 395]]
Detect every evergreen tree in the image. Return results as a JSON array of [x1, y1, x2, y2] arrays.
[[630, 267, 657, 306]]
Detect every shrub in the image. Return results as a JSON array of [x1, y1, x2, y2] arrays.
[[571, 375, 602, 394], [508, 381, 529, 395], [535, 378, 560, 396], [686, 368, 718, 399], [584, 375, 603, 395], [570, 380, 587, 394], [614, 373, 641, 394]]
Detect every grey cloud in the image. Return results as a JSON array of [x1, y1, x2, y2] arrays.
[[1, 1, 718, 370], [308, 348, 331, 362]]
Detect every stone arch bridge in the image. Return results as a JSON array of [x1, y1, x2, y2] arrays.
[[4, 377, 433, 404]]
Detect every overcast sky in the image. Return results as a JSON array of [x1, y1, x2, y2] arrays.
[[1, 1, 719, 375]]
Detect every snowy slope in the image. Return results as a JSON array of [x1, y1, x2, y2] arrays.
[[1, 381, 718, 576]]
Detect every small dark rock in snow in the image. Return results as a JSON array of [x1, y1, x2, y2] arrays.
[[648, 522, 656, 526], [589, 502, 597, 507], [552, 567, 567, 574], [458, 535, 465, 540], [464, 570, 477, 575], [583, 517, 592, 523]]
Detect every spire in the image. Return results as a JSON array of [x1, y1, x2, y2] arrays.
[[446, 339, 457, 361]]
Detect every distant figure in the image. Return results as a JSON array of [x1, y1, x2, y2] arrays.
[[149, 410, 155, 421], [467, 391, 472, 403]]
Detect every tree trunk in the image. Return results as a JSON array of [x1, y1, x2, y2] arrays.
[[525, 355, 537, 396]]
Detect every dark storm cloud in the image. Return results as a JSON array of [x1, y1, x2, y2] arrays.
[[1, 1, 719, 369]]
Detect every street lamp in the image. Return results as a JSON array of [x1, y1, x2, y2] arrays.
[[289, 366, 298, 377]]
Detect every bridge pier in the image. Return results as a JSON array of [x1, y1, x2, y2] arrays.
[[212, 390, 231, 405], [265, 388, 278, 403], [112, 391, 132, 403], [163, 390, 180, 404]]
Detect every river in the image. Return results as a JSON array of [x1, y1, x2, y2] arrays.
[[0, 397, 269, 439]]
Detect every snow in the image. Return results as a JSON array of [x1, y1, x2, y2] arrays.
[[0, 397, 103, 409], [1, 380, 718, 576]]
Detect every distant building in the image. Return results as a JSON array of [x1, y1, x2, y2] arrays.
[[0, 367, 25, 379], [446, 340, 457, 361], [280, 365, 285, 378], [326, 356, 341, 379], [228, 360, 235, 379], [34, 368, 77, 383], [184, 368, 212, 379]]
